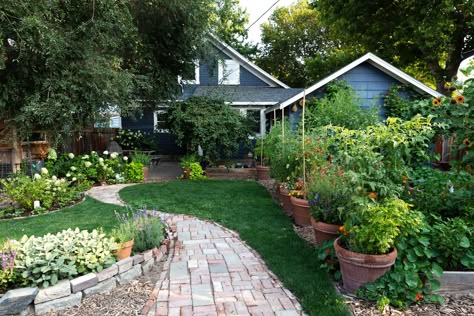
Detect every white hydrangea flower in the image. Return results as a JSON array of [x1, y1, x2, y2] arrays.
[[99, 158, 104, 162], [68, 153, 75, 159], [91, 151, 97, 155], [84, 161, 92, 168], [123, 156, 128, 161], [82, 155, 89, 160], [34, 173, 41, 180], [110, 152, 118, 159], [51, 176, 57, 181], [103, 150, 109, 155], [66, 173, 71, 177], [70, 166, 77, 171], [41, 167, 48, 175], [72, 177, 77, 181]]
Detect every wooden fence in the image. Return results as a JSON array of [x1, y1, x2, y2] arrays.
[[61, 128, 118, 155]]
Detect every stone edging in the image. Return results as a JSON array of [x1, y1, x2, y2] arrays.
[[437, 271, 474, 294], [0, 235, 172, 316]]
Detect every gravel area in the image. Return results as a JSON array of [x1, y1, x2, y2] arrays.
[[258, 179, 474, 316]]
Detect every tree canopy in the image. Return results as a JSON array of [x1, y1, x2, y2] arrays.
[[0, 0, 227, 142], [256, 0, 360, 87], [316, 0, 474, 93]]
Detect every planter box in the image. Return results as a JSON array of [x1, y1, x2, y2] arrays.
[[437, 271, 474, 294], [205, 167, 256, 180]]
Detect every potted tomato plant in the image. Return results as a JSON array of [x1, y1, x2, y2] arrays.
[[335, 198, 423, 293]]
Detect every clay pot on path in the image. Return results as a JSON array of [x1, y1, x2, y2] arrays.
[[290, 196, 311, 226], [256, 165, 271, 180], [279, 188, 292, 215], [311, 217, 341, 246]]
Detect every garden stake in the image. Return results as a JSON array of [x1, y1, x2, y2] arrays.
[[302, 89, 306, 188]]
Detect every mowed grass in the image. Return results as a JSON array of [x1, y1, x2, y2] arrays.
[[0, 197, 125, 243], [120, 180, 350, 316]]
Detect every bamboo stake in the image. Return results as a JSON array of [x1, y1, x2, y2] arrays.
[[282, 108, 285, 156], [273, 109, 276, 125], [302, 90, 306, 188]]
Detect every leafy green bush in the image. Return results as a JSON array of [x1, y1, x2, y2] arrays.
[[188, 162, 206, 180], [358, 225, 445, 309], [131, 151, 151, 165], [0, 174, 81, 212], [124, 162, 144, 182], [13, 228, 117, 288], [306, 81, 379, 130]]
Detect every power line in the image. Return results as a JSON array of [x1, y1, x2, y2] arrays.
[[245, 0, 281, 32]]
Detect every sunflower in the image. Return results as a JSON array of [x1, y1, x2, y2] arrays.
[[456, 95, 465, 104], [450, 98, 457, 105], [463, 138, 472, 148], [444, 82, 451, 89], [432, 98, 440, 106]]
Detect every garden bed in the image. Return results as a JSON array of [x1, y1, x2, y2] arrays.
[[0, 230, 172, 315], [205, 166, 256, 180]]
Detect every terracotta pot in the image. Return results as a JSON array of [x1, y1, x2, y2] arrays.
[[290, 196, 311, 226], [182, 167, 190, 180], [334, 237, 397, 293], [279, 187, 292, 215], [143, 166, 149, 180], [311, 217, 341, 246], [256, 165, 271, 180], [116, 239, 134, 260]]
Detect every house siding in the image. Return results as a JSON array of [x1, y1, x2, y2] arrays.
[[339, 62, 400, 108]]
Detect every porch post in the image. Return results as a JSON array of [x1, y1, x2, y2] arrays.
[[260, 109, 266, 136]]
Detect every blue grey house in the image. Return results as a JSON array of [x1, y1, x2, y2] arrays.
[[265, 53, 443, 129], [122, 36, 302, 155]]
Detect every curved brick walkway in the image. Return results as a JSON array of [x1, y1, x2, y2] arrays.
[[88, 185, 306, 316]]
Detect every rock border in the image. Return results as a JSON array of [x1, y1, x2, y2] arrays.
[[0, 235, 172, 316]]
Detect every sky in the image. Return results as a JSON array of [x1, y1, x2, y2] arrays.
[[239, 0, 296, 44]]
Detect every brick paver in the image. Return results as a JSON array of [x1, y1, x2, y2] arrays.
[[142, 214, 305, 316], [86, 184, 305, 315]]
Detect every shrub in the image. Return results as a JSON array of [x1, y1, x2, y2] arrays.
[[132, 210, 165, 253], [0, 174, 81, 212], [0, 242, 17, 292], [13, 228, 117, 288], [188, 162, 206, 180], [124, 162, 144, 182], [306, 80, 379, 130]]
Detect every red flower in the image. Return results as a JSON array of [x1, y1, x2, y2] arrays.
[[415, 292, 423, 301], [325, 248, 331, 254]]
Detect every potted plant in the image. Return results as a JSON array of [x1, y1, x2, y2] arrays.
[[130, 151, 152, 180], [255, 136, 271, 180], [179, 154, 199, 180], [111, 211, 137, 259], [307, 162, 352, 245], [288, 182, 311, 226], [334, 198, 423, 293]]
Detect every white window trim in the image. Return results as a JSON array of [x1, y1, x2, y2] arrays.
[[179, 61, 200, 85], [153, 110, 169, 133], [218, 59, 240, 85]]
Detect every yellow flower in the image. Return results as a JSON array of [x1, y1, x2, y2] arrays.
[[463, 138, 472, 148], [432, 98, 440, 106]]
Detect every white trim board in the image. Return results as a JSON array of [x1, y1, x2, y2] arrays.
[[266, 52, 443, 113], [209, 34, 290, 89]]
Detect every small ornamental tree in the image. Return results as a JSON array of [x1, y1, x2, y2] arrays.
[[166, 97, 253, 163]]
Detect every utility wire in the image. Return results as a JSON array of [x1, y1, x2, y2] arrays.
[[245, 0, 281, 33]]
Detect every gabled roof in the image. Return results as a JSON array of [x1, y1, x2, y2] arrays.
[[192, 86, 303, 104], [267, 52, 442, 113], [209, 34, 290, 89]]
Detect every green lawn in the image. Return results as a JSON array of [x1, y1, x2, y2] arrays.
[[120, 180, 350, 316], [0, 197, 125, 243]]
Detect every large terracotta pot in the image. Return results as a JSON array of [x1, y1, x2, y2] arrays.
[[256, 165, 271, 180], [334, 237, 397, 293], [290, 196, 311, 226], [311, 217, 340, 246], [117, 239, 134, 260], [279, 188, 292, 215]]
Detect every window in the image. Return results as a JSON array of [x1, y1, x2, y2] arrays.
[[218, 60, 240, 85], [154, 110, 169, 133], [180, 61, 200, 84]]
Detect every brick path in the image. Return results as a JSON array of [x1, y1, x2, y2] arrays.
[[143, 214, 305, 316], [87, 185, 306, 315]]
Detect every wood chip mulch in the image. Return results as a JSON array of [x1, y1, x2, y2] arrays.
[[258, 179, 474, 316]]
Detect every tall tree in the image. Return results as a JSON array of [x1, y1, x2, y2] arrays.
[[257, 0, 351, 87], [211, 0, 258, 59], [317, 0, 474, 93], [0, 0, 215, 142]]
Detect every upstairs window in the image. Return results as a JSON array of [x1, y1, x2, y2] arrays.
[[218, 60, 240, 85], [180, 61, 200, 84]]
